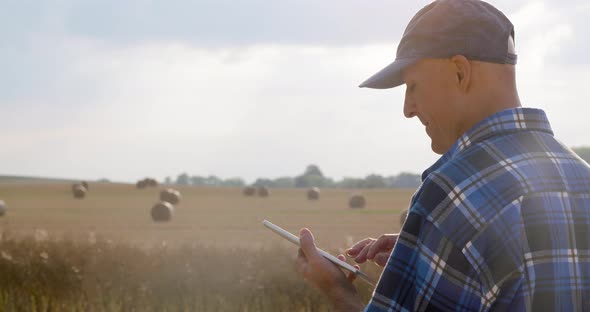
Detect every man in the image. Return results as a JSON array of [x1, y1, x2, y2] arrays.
[[295, 0, 590, 311]]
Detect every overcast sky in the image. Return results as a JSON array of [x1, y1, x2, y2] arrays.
[[1, 0, 589, 183]]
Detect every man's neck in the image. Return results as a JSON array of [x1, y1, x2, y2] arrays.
[[457, 93, 522, 143]]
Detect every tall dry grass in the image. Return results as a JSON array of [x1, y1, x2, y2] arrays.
[[0, 231, 380, 311]]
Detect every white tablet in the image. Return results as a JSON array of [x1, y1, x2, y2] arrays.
[[262, 220, 375, 286]]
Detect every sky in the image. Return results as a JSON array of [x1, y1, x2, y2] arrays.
[[1, 0, 589, 183]]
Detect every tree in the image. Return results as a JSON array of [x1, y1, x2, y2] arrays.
[[204, 175, 222, 186], [272, 177, 295, 188], [304, 164, 324, 177], [337, 177, 365, 189], [222, 178, 245, 187], [253, 178, 274, 187], [167, 166, 423, 189], [389, 172, 421, 188], [364, 174, 386, 188], [190, 175, 206, 186], [295, 174, 329, 188], [295, 164, 329, 188], [176, 173, 190, 185]]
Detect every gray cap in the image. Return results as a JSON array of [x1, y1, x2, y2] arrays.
[[359, 0, 517, 89]]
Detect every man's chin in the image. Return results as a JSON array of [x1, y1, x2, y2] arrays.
[[430, 142, 448, 155]]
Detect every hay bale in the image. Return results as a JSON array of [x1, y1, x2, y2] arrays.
[[136, 179, 147, 189], [243, 186, 256, 197], [348, 193, 366, 209], [257, 186, 270, 198], [0, 200, 6, 217], [151, 201, 174, 222], [160, 188, 182, 205], [399, 209, 409, 226], [307, 187, 320, 200], [72, 184, 87, 199], [146, 178, 158, 187]]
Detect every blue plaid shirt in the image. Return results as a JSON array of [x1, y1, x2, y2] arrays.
[[365, 108, 590, 311]]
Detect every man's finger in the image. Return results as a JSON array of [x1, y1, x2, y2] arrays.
[[297, 248, 306, 260], [338, 254, 358, 283], [346, 238, 373, 257], [299, 228, 321, 263], [354, 241, 374, 264], [348, 264, 360, 283], [295, 248, 308, 274], [367, 236, 396, 260]]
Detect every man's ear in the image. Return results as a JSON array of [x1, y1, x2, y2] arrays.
[[451, 55, 471, 93]]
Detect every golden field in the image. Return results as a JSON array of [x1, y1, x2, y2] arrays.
[[0, 183, 412, 249], [0, 183, 414, 311]]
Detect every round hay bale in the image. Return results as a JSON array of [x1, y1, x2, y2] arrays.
[[72, 184, 87, 199], [81, 181, 89, 190], [307, 187, 320, 200], [243, 186, 256, 197], [0, 200, 6, 217], [348, 194, 366, 209], [151, 201, 174, 222], [257, 186, 270, 198], [399, 209, 409, 226], [146, 178, 158, 187], [71, 183, 81, 192], [160, 188, 181, 205], [136, 179, 147, 189]]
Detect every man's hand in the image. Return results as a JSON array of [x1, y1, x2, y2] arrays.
[[346, 234, 399, 267], [295, 228, 364, 312]]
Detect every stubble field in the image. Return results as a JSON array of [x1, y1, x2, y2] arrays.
[[0, 183, 413, 311]]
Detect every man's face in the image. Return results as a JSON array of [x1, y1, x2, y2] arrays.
[[402, 59, 464, 155]]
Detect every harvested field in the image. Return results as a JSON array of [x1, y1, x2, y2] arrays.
[[0, 183, 415, 310], [0, 183, 413, 250]]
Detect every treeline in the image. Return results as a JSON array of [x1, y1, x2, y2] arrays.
[[166, 164, 421, 189], [162, 147, 590, 189]]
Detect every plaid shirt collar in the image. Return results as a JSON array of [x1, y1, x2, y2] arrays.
[[422, 107, 554, 181]]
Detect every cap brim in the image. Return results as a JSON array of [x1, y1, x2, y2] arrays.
[[358, 58, 418, 89]]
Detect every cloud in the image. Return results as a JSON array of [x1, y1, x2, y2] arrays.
[[0, 0, 588, 182], [0, 37, 439, 182], [2, 0, 434, 47], [1, 0, 438, 111], [510, 1, 589, 66], [3, 0, 586, 52]]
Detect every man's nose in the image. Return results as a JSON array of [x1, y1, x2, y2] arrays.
[[404, 97, 416, 118]]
